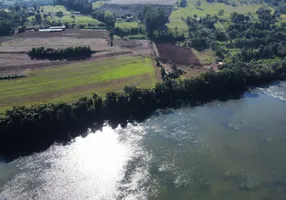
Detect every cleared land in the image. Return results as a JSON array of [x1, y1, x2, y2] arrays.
[[0, 30, 154, 76], [10, 29, 109, 39], [41, 5, 71, 15], [0, 56, 159, 112], [192, 48, 216, 65], [156, 43, 201, 66]]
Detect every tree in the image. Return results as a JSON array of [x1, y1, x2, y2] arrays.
[[56, 11, 64, 21], [71, 15, 75, 22], [32, 2, 38, 11], [35, 13, 42, 24], [179, 0, 187, 8], [218, 9, 224, 16], [143, 6, 168, 37]]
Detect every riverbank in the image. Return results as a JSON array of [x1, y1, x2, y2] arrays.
[[1, 63, 286, 159], [1, 88, 286, 200]]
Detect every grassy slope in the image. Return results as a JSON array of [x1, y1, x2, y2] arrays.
[[0, 56, 158, 112], [167, 0, 263, 35], [55, 15, 101, 25], [92, 1, 106, 9], [167, 0, 279, 64], [192, 48, 216, 65], [41, 5, 71, 15], [115, 21, 140, 29]]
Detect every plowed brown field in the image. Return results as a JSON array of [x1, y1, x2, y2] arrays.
[[156, 43, 201, 66]]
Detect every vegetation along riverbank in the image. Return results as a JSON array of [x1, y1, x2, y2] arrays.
[[1, 60, 286, 158], [1, 0, 286, 158]]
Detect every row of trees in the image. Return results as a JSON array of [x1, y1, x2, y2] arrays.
[[28, 46, 94, 60], [0, 74, 25, 80], [1, 59, 286, 156]]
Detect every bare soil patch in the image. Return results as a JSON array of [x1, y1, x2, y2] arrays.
[[113, 39, 153, 55], [0, 50, 135, 75], [156, 43, 202, 66], [0, 31, 154, 75], [14, 29, 109, 39], [0, 37, 112, 53]]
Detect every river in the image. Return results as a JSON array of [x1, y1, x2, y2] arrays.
[[1, 82, 286, 200]]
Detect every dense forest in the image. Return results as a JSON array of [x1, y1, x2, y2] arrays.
[[28, 46, 94, 60]]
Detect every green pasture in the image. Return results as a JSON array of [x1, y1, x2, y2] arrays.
[[41, 5, 71, 15], [55, 15, 101, 25], [192, 48, 216, 65], [167, 18, 189, 36], [168, 0, 264, 34], [0, 56, 157, 113], [170, 1, 262, 19], [92, 1, 106, 9], [115, 21, 140, 29]]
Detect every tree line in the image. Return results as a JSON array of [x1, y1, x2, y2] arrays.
[[1, 59, 286, 157], [28, 46, 94, 60], [0, 74, 26, 80]]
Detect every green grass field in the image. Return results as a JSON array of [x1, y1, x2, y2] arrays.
[[168, 0, 265, 35], [92, 1, 106, 9], [41, 5, 71, 15], [0, 56, 158, 113], [192, 48, 216, 65], [55, 15, 101, 25], [115, 21, 140, 29]]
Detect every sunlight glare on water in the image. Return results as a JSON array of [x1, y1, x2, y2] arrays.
[[0, 126, 151, 200], [1, 82, 286, 200]]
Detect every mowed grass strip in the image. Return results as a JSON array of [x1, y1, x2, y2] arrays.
[[0, 56, 157, 112]]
